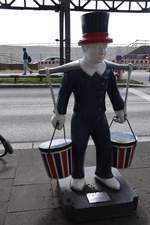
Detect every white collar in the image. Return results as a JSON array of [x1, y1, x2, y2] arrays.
[[79, 58, 106, 76]]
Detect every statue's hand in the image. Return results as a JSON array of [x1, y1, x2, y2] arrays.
[[51, 113, 65, 130], [114, 110, 126, 123]]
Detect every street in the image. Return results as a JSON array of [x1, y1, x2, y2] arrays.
[[0, 84, 150, 144], [123, 70, 150, 84]]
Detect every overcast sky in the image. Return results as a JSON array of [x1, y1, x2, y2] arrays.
[[0, 9, 150, 46]]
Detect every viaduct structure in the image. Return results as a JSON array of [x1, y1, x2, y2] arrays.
[[0, 0, 150, 64]]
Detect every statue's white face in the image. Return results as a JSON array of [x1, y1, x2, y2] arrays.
[[82, 43, 107, 64]]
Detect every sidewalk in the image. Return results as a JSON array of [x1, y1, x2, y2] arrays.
[[0, 141, 150, 225]]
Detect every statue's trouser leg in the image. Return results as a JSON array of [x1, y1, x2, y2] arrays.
[[91, 114, 113, 178], [71, 113, 113, 179], [71, 114, 90, 178]]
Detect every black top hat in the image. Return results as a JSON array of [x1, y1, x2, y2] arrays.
[[78, 11, 113, 45]]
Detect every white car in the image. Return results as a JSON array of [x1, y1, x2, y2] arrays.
[[38, 57, 65, 69]]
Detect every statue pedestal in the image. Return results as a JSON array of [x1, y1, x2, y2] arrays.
[[58, 167, 138, 222]]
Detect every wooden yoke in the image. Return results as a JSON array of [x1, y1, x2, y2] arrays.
[[39, 59, 135, 117], [39, 59, 137, 75]]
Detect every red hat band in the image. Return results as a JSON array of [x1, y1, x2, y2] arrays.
[[78, 32, 113, 46]]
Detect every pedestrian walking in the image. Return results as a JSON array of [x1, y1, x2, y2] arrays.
[[22, 48, 32, 75]]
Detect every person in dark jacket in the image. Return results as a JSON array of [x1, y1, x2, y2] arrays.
[[51, 12, 125, 192], [22, 48, 32, 75]]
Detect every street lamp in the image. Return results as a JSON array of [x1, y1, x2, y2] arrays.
[[55, 38, 66, 65], [55, 38, 65, 42]]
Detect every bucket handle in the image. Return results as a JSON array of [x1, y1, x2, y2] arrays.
[[109, 117, 137, 142], [46, 69, 67, 149], [49, 125, 67, 149]]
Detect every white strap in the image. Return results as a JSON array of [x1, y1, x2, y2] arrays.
[[46, 69, 58, 116], [124, 65, 133, 116]]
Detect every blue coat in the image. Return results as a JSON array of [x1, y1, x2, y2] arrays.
[[57, 66, 124, 117], [56, 65, 124, 179]]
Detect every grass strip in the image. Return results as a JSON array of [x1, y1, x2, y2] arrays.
[[0, 76, 142, 85], [0, 76, 62, 84]]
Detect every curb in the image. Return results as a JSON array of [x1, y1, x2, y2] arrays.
[[0, 83, 60, 88], [11, 136, 150, 150], [0, 83, 148, 88]]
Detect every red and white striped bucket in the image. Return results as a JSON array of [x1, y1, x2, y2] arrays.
[[39, 138, 72, 179], [111, 131, 137, 169]]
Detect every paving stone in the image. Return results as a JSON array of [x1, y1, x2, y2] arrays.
[[85, 145, 96, 167], [1, 142, 150, 225], [0, 150, 19, 179], [8, 183, 61, 212], [4, 208, 69, 225], [130, 142, 150, 168], [121, 167, 150, 217], [0, 149, 19, 166], [121, 167, 150, 190], [0, 202, 8, 225], [0, 179, 13, 202], [13, 147, 51, 185], [14, 162, 49, 185], [0, 179, 13, 225], [17, 148, 42, 166]]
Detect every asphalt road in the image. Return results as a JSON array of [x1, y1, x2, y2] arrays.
[[1, 85, 150, 144]]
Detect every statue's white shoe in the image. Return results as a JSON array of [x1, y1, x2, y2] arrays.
[[70, 178, 86, 192], [95, 175, 120, 191]]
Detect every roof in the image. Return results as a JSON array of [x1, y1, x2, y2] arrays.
[[124, 45, 150, 58]]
